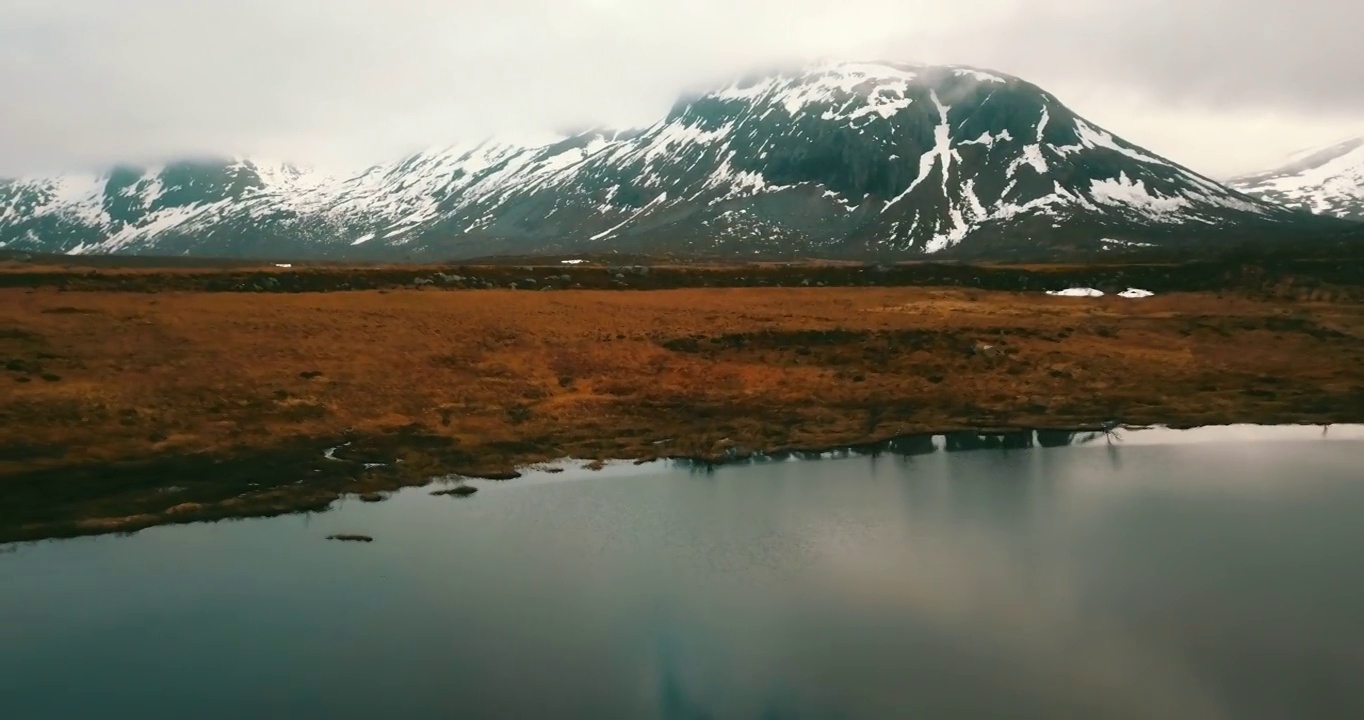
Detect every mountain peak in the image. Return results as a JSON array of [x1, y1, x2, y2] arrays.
[[0, 63, 1324, 260], [721, 59, 1016, 87], [701, 60, 1015, 115]]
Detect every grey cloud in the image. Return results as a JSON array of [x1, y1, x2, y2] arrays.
[[0, 0, 1359, 178], [936, 0, 1364, 114]]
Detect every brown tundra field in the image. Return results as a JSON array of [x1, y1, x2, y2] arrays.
[[2, 254, 1363, 543]]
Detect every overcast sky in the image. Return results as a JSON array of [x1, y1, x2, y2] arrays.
[[2, 0, 1360, 179]]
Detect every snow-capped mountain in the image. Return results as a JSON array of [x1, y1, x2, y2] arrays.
[[0, 61, 1326, 260], [1230, 137, 1364, 221]]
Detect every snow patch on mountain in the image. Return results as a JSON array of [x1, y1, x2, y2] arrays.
[[591, 192, 669, 241], [0, 60, 1306, 259], [1008, 105, 1051, 182], [1089, 173, 1191, 217], [34, 174, 111, 227], [717, 61, 923, 117], [1056, 119, 1165, 166], [1231, 136, 1364, 219], [884, 90, 954, 214], [961, 129, 1013, 148]]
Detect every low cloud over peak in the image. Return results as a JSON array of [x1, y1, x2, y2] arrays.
[[1, 0, 1359, 178]]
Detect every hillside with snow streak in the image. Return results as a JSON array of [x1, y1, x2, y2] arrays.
[[0, 61, 1323, 260], [1231, 137, 1364, 221]]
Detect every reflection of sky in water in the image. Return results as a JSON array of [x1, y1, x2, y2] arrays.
[[2, 427, 1363, 719]]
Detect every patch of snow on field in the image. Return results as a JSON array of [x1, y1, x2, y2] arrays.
[[1046, 288, 1105, 297], [1118, 288, 1154, 298]]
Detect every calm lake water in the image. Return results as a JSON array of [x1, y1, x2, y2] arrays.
[[3, 426, 1364, 719]]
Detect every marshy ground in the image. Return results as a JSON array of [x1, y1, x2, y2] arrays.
[[2, 254, 1362, 543]]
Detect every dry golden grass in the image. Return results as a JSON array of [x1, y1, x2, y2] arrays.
[[2, 285, 1362, 541]]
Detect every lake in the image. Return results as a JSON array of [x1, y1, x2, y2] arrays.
[[3, 426, 1363, 719]]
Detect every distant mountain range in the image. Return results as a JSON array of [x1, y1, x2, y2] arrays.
[[0, 61, 1352, 261], [1230, 136, 1364, 221]]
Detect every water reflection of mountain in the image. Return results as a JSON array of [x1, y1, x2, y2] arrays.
[[674, 429, 1109, 472]]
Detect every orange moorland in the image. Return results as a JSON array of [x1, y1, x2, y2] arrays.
[[3, 280, 1363, 542]]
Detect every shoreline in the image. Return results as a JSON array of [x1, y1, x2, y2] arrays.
[[3, 279, 1362, 544], [4, 418, 1364, 545]]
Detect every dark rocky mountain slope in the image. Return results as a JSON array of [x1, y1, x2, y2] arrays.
[[0, 61, 1334, 261]]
